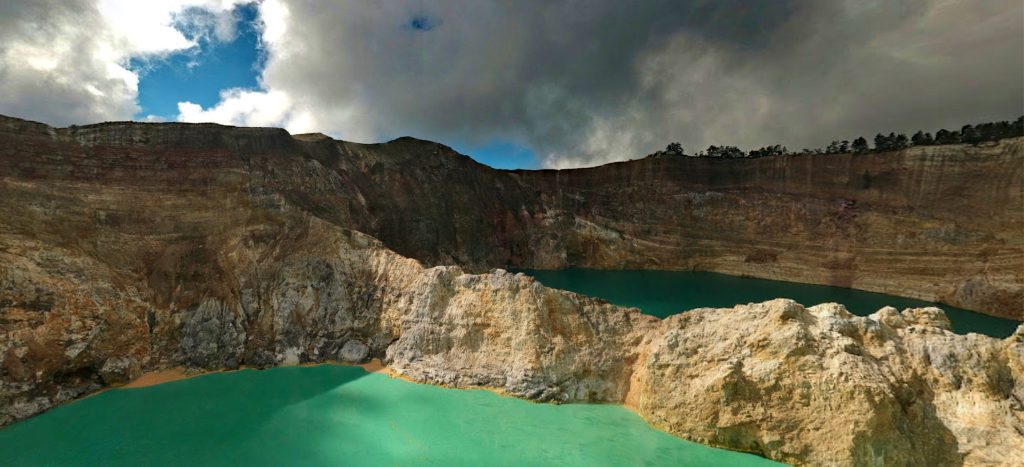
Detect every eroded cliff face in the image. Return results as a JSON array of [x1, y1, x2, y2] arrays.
[[1, 116, 1022, 465], [315, 137, 1024, 320], [4, 209, 1021, 465], [3, 116, 1018, 318], [629, 301, 1024, 466], [248, 127, 1024, 319], [524, 144, 1023, 320]]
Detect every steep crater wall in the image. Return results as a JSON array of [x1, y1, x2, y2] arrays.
[[1, 116, 1022, 465], [287, 132, 1024, 319], [4, 116, 1019, 318]]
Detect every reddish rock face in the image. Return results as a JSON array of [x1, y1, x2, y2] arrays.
[[294, 130, 1024, 320], [1, 115, 1020, 321]]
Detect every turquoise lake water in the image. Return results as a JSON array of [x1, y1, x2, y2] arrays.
[[0, 365, 782, 466], [516, 269, 1021, 338]]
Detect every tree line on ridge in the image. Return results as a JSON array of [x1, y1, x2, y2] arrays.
[[655, 116, 1024, 159]]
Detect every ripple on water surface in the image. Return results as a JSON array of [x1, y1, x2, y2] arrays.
[[0, 365, 783, 466]]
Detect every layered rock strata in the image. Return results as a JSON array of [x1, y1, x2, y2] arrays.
[[1, 116, 1023, 465], [4, 116, 1018, 318], [308, 133, 1024, 319]]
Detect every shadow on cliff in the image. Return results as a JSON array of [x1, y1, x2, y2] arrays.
[[853, 378, 964, 466]]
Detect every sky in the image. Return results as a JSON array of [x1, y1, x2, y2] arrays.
[[0, 1, 1021, 169]]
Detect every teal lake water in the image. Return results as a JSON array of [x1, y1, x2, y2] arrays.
[[5, 271, 1014, 466], [516, 269, 1021, 338], [0, 365, 781, 466]]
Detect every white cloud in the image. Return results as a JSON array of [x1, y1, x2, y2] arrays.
[[97, 0, 194, 55], [178, 88, 304, 130], [3, 1, 1021, 168], [181, 0, 1022, 168], [0, 0, 250, 126]]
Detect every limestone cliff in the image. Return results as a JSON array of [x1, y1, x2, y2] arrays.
[[1, 115, 1023, 465], [629, 301, 1024, 466]]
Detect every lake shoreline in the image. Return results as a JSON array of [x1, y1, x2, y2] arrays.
[[1, 362, 783, 466], [119, 360, 777, 462], [515, 268, 1022, 337], [121, 358, 392, 389]]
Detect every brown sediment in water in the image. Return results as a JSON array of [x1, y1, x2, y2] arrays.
[[298, 358, 392, 375], [124, 368, 193, 388], [357, 358, 387, 374]]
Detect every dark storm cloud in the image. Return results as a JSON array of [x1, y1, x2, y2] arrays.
[[235, 0, 1020, 167], [4, 1, 1019, 168]]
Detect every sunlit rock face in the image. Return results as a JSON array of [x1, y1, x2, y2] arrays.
[[628, 300, 1024, 466], [1, 115, 1022, 465]]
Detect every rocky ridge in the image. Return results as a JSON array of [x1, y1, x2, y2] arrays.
[[5, 213, 1021, 465], [2, 115, 1021, 319], [1, 115, 1022, 465]]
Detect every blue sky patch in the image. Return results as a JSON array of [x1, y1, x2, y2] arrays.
[[130, 4, 536, 169], [452, 139, 539, 170], [407, 15, 439, 31], [132, 2, 262, 120]]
